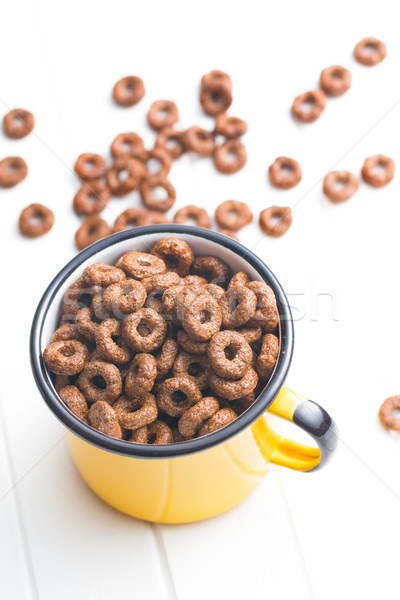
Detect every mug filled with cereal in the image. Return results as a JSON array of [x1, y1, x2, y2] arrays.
[[31, 226, 338, 523]]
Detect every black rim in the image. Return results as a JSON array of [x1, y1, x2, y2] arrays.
[[30, 225, 294, 458]]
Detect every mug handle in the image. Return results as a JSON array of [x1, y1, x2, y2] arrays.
[[262, 386, 338, 472]]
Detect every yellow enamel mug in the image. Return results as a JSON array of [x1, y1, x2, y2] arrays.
[[31, 226, 338, 523]]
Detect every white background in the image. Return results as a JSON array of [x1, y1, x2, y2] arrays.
[[1, 1, 400, 598]]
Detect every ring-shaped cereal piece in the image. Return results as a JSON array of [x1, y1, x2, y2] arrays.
[[78, 360, 122, 404], [139, 210, 171, 226], [106, 157, 146, 196], [91, 292, 112, 321], [204, 283, 224, 302], [197, 408, 238, 437], [0, 157, 28, 188], [44, 340, 89, 376], [176, 330, 209, 355], [130, 420, 173, 444], [139, 176, 176, 212], [3, 108, 34, 139], [125, 353, 157, 399], [118, 393, 158, 430], [214, 114, 248, 139], [116, 251, 166, 280], [178, 397, 220, 439], [96, 318, 131, 365], [74, 153, 106, 180], [354, 37, 387, 66], [291, 90, 326, 123], [256, 333, 279, 380], [208, 330, 252, 379], [122, 308, 167, 352], [59, 385, 89, 423], [209, 368, 258, 401], [141, 147, 172, 181], [213, 140, 247, 174], [75, 216, 111, 251], [247, 281, 279, 331], [153, 338, 179, 379], [142, 272, 181, 295], [102, 279, 147, 318], [157, 377, 202, 417], [215, 200, 253, 231], [50, 323, 85, 344], [172, 351, 210, 390], [268, 157, 302, 189], [62, 277, 101, 319], [183, 126, 215, 156], [174, 205, 211, 228], [19, 203, 54, 238], [83, 263, 126, 287], [259, 206, 293, 238], [113, 208, 148, 232], [151, 237, 194, 276], [361, 155, 395, 188], [201, 70, 232, 91], [88, 401, 122, 439], [155, 127, 186, 160], [237, 326, 262, 345], [182, 294, 222, 342], [378, 396, 400, 430], [190, 255, 230, 287], [110, 132, 145, 158], [319, 66, 351, 97], [147, 100, 179, 130], [220, 286, 257, 328], [76, 307, 99, 342], [323, 171, 359, 203], [200, 80, 233, 116], [228, 271, 250, 289], [73, 180, 111, 216], [113, 76, 145, 106]]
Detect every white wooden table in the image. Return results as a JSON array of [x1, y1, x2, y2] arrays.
[[1, 1, 400, 598]]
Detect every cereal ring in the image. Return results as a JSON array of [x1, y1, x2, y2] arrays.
[[378, 396, 400, 430], [139, 177, 176, 212], [142, 272, 181, 295], [129, 425, 148, 443], [78, 360, 122, 404], [259, 206, 292, 238], [218, 228, 239, 240], [247, 281, 278, 331], [73, 180, 111, 216], [204, 283, 224, 302], [190, 256, 230, 287], [214, 114, 248, 139], [268, 157, 302, 189], [198, 408, 237, 436], [151, 238, 194, 276], [3, 108, 34, 139], [215, 200, 253, 231], [113, 76, 145, 106], [228, 272, 250, 289], [113, 208, 148, 232], [361, 155, 395, 188], [141, 147, 172, 181], [178, 397, 220, 438], [208, 331, 252, 379], [54, 374, 77, 392], [213, 140, 247, 174], [183, 275, 207, 288], [116, 251, 166, 280], [147, 100, 178, 130], [231, 393, 255, 416], [59, 385, 89, 423], [88, 401, 122, 439], [122, 308, 167, 352], [75, 216, 111, 251], [256, 333, 279, 380], [106, 157, 146, 196], [110, 132, 145, 158], [155, 127, 186, 160], [172, 351, 210, 390], [182, 293, 222, 342], [183, 126, 214, 156], [44, 340, 89, 376], [154, 338, 178, 379], [83, 263, 125, 288], [76, 307, 99, 342], [209, 368, 258, 401], [50, 324, 85, 344], [201, 70, 232, 91], [220, 286, 257, 328], [118, 393, 158, 430], [62, 277, 101, 318], [125, 353, 157, 398], [291, 90, 326, 123], [91, 292, 112, 320], [319, 66, 351, 97], [177, 330, 208, 355], [139, 210, 171, 225], [144, 296, 162, 313], [74, 153, 106, 180], [323, 171, 359, 203], [0, 157, 28, 188], [96, 319, 131, 364], [18, 203, 54, 238], [174, 205, 211, 228], [200, 80, 233, 116], [157, 377, 202, 417], [237, 326, 262, 345], [130, 420, 173, 444], [354, 37, 386, 66]]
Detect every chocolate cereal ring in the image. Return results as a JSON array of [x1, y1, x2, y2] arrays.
[[268, 157, 302, 189], [178, 397, 220, 439], [190, 256, 230, 287], [214, 114, 248, 139], [291, 90, 326, 123], [44, 340, 89, 376], [111, 132, 145, 158], [73, 180, 111, 216], [142, 272, 181, 296], [96, 319, 131, 364], [74, 153, 106, 180], [78, 360, 122, 404], [75, 216, 111, 251], [130, 420, 173, 444], [59, 385, 89, 423], [215, 200, 253, 231], [172, 351, 210, 390], [3, 108, 34, 139], [76, 307, 99, 342], [198, 408, 237, 436], [62, 277, 101, 319], [208, 331, 252, 379], [141, 147, 172, 181], [154, 338, 179, 379], [147, 100, 179, 130], [256, 333, 279, 380], [237, 326, 262, 345], [176, 330, 208, 355], [151, 237, 194, 276], [378, 396, 400, 430], [174, 205, 211, 228], [113, 76, 145, 106], [19, 203, 54, 238], [50, 324, 85, 344], [116, 251, 166, 280], [220, 286, 257, 328], [0, 157, 28, 188], [139, 210, 171, 226], [183, 126, 215, 156], [361, 155, 395, 188], [88, 401, 122, 439], [125, 354, 157, 399], [228, 271, 250, 289], [247, 281, 278, 331], [319, 66, 351, 97], [83, 263, 125, 287], [119, 393, 158, 430], [139, 176, 176, 212], [122, 308, 167, 352], [113, 208, 148, 232], [91, 292, 112, 321], [157, 377, 202, 417], [354, 37, 387, 66], [106, 157, 146, 196], [201, 70, 232, 91], [182, 293, 222, 342], [155, 127, 186, 160], [259, 206, 292, 238], [200, 77, 232, 116], [213, 140, 247, 174], [209, 368, 258, 401], [323, 171, 359, 203]]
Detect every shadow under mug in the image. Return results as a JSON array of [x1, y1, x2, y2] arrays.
[[30, 225, 338, 523]]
